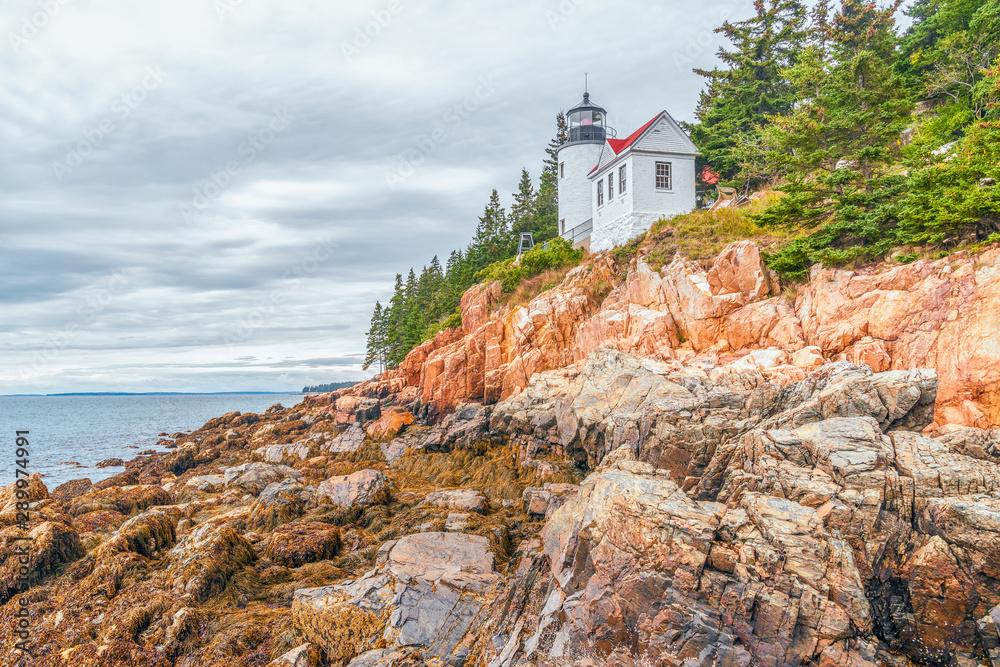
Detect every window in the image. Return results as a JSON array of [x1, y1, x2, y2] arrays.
[[619, 165, 627, 194], [559, 162, 564, 179], [608, 173, 614, 200], [560, 218, 566, 234], [597, 180, 604, 207], [656, 162, 672, 190]]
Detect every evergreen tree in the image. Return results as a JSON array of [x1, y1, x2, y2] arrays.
[[384, 274, 406, 368], [690, 0, 809, 182], [510, 168, 537, 237], [472, 189, 515, 268], [533, 113, 568, 240], [362, 301, 388, 374], [400, 268, 422, 352], [900, 60, 1000, 244], [899, 0, 1000, 139], [753, 0, 912, 276]]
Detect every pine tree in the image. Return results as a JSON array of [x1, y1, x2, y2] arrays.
[[472, 189, 515, 268], [362, 302, 388, 374], [534, 113, 568, 240], [899, 0, 1000, 137], [401, 268, 424, 353], [384, 274, 406, 368], [753, 0, 913, 276], [510, 168, 537, 238], [690, 0, 809, 182]]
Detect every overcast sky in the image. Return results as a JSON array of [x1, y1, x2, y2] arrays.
[[0, 0, 911, 394]]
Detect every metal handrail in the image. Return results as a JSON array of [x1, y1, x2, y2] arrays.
[[561, 219, 593, 244]]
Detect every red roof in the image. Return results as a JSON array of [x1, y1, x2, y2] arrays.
[[588, 112, 664, 175], [608, 114, 660, 155]]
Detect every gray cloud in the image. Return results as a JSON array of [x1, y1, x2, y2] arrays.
[[0, 0, 913, 393]]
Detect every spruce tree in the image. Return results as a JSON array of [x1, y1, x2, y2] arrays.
[[536, 112, 567, 239], [362, 302, 387, 374], [510, 168, 537, 238], [690, 0, 809, 182], [753, 0, 912, 276], [472, 189, 514, 268], [384, 274, 406, 368], [401, 268, 424, 353], [899, 0, 1000, 138]]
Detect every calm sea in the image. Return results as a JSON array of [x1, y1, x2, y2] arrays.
[[0, 394, 305, 490]]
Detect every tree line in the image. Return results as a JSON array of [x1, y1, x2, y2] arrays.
[[362, 115, 569, 373], [688, 0, 1000, 278]]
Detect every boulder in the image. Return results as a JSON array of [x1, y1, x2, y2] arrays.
[[0, 521, 84, 604], [184, 474, 226, 493], [94, 508, 177, 558], [706, 239, 778, 300], [223, 462, 301, 495], [170, 522, 257, 603], [268, 643, 323, 667], [420, 489, 487, 514], [354, 399, 382, 423], [265, 522, 341, 567], [70, 485, 172, 517], [255, 443, 311, 464], [445, 513, 472, 532], [247, 479, 307, 531], [366, 411, 414, 442], [325, 423, 366, 454], [522, 483, 580, 518], [316, 470, 389, 508], [293, 532, 497, 664], [50, 477, 93, 501]]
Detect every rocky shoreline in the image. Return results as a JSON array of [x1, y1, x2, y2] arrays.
[[3, 243, 1000, 666]]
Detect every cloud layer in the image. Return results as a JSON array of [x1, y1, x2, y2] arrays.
[[0, 0, 803, 393]]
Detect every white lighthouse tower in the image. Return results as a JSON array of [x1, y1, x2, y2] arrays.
[[557, 91, 613, 244]]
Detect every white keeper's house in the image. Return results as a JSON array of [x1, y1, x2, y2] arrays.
[[557, 91, 699, 252]]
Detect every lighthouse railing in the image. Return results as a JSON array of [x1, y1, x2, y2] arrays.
[[561, 219, 593, 245]]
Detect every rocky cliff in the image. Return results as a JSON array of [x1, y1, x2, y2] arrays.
[[2, 242, 1000, 667], [349, 241, 1000, 432]]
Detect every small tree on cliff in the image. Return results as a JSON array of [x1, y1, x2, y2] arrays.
[[362, 301, 388, 374]]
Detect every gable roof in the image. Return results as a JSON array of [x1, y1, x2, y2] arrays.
[[588, 111, 698, 176], [608, 115, 660, 155]]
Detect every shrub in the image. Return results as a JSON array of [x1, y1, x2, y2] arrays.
[[473, 238, 583, 294]]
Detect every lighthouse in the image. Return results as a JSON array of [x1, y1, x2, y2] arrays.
[[556, 89, 700, 252], [557, 91, 613, 241]]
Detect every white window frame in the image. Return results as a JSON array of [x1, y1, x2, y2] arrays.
[[559, 162, 564, 179], [656, 162, 672, 191], [619, 165, 627, 194], [597, 180, 604, 207], [608, 173, 614, 200]]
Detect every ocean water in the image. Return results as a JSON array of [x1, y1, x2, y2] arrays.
[[0, 394, 305, 490]]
